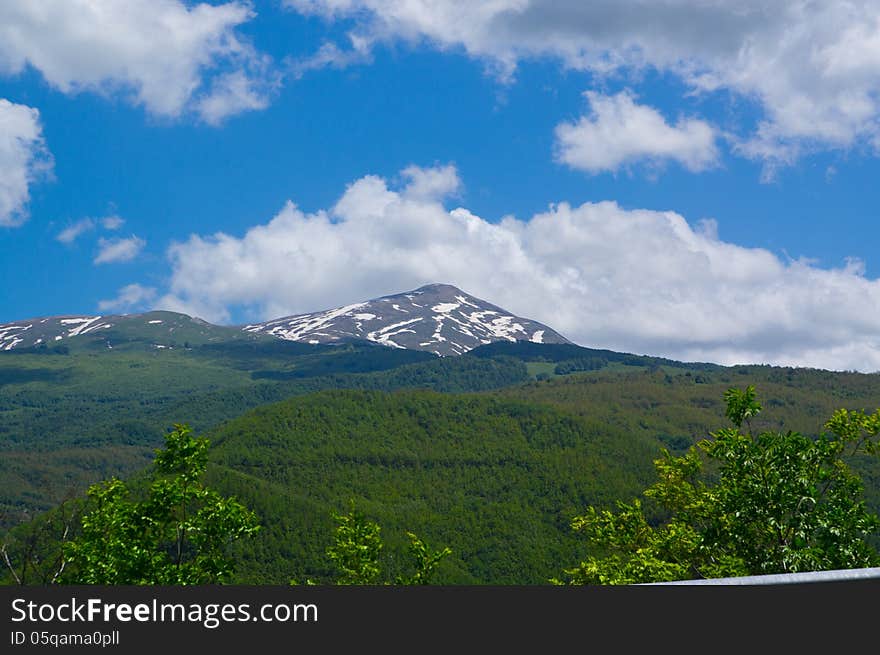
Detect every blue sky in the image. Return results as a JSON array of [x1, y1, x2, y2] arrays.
[[2, 1, 880, 371]]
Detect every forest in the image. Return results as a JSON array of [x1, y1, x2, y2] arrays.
[[2, 338, 880, 585]]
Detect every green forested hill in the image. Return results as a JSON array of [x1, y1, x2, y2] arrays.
[[197, 365, 880, 584], [205, 388, 662, 584], [0, 340, 527, 528], [499, 365, 880, 509], [3, 338, 880, 585]]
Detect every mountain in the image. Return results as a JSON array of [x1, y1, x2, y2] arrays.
[[0, 284, 570, 357], [4, 299, 880, 583], [242, 283, 571, 356], [0, 310, 269, 353]]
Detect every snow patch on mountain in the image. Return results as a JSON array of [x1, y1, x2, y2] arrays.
[[242, 302, 369, 342]]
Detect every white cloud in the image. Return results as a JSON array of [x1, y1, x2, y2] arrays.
[[94, 236, 146, 264], [400, 163, 461, 200], [555, 91, 719, 174], [58, 214, 126, 243], [0, 98, 52, 226], [284, 1, 880, 167], [101, 215, 124, 230], [156, 165, 880, 372], [98, 283, 157, 313], [196, 66, 281, 126], [289, 38, 374, 79], [56, 218, 95, 243], [0, 0, 275, 122]]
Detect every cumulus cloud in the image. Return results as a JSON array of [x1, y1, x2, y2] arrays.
[[94, 236, 146, 264], [97, 283, 157, 313], [284, 0, 880, 167], [151, 164, 880, 372], [555, 90, 719, 174], [0, 98, 52, 227], [399, 163, 461, 200], [0, 0, 276, 122]]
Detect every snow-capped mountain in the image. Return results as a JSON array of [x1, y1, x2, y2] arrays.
[[242, 283, 571, 356], [0, 311, 265, 352], [0, 314, 114, 351], [0, 284, 571, 356]]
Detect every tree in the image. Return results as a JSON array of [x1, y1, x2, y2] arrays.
[[62, 424, 259, 584], [397, 532, 453, 585], [1, 495, 80, 585], [323, 504, 451, 585], [326, 505, 384, 585], [557, 387, 880, 584]]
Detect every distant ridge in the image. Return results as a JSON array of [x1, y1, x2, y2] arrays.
[[0, 310, 266, 352]]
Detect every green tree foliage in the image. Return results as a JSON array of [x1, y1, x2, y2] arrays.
[[558, 387, 880, 584], [1, 496, 80, 585], [62, 424, 259, 584], [723, 384, 762, 432], [324, 505, 451, 585], [398, 531, 453, 585], [553, 357, 608, 375], [326, 506, 384, 585]]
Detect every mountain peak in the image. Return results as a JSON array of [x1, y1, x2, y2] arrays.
[[243, 284, 571, 356], [410, 283, 463, 293]]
